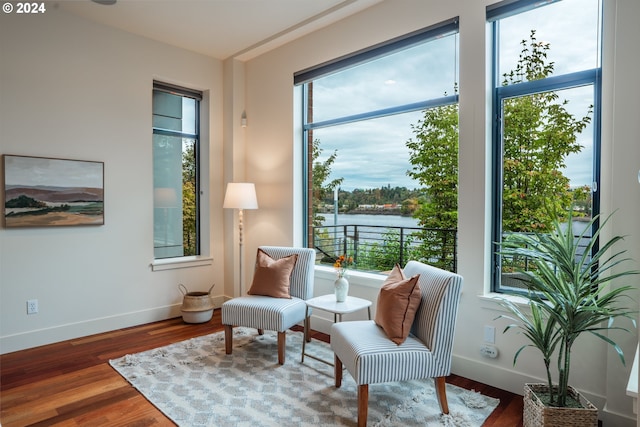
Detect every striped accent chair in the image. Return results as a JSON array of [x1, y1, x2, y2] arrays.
[[222, 246, 315, 365], [331, 260, 463, 427]]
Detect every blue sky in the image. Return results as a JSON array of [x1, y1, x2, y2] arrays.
[[5, 156, 103, 189], [313, 0, 599, 191]]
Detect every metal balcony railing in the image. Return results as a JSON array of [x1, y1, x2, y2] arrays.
[[500, 230, 592, 290], [313, 224, 458, 273]]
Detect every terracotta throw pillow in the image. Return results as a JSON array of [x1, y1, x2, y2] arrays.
[[247, 249, 298, 299], [374, 264, 421, 345]]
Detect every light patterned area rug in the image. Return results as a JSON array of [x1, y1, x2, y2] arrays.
[[110, 327, 499, 426]]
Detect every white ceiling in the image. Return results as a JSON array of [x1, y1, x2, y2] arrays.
[[53, 0, 383, 60]]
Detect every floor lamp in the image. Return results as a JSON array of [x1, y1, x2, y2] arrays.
[[223, 182, 258, 295]]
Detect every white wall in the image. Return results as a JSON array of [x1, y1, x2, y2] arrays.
[[241, 0, 640, 425], [0, 7, 226, 353], [605, 0, 640, 422], [1, 0, 638, 424]]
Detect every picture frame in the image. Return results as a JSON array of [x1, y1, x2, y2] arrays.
[[3, 155, 104, 227]]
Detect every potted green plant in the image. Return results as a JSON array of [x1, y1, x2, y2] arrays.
[[494, 208, 638, 427]]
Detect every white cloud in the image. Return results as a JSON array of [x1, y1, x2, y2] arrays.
[[312, 0, 599, 192]]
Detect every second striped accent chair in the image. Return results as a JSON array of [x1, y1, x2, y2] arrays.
[[330, 260, 463, 427], [222, 246, 315, 365]]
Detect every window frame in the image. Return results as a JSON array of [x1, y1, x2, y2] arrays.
[[152, 81, 202, 261], [295, 18, 460, 273], [488, 0, 602, 293]]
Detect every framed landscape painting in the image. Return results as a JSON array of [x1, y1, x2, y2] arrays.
[[3, 155, 104, 227]]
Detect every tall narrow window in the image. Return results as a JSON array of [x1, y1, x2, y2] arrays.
[[152, 82, 201, 259], [488, 0, 601, 291], [296, 19, 459, 273]]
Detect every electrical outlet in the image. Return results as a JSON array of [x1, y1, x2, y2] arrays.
[[484, 325, 496, 343], [480, 345, 498, 358], [27, 299, 38, 315]]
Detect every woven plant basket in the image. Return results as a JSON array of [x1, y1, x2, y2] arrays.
[[179, 283, 215, 323], [523, 383, 598, 427]]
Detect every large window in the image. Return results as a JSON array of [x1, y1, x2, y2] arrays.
[[489, 0, 602, 291], [152, 82, 201, 259], [296, 19, 459, 273]]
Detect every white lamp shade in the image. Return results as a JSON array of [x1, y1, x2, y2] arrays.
[[223, 182, 258, 209]]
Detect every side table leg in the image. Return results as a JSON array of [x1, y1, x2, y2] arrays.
[[301, 306, 309, 362]]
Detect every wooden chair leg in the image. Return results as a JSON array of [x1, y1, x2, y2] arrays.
[[224, 324, 233, 355], [277, 331, 285, 365], [357, 384, 369, 427], [334, 355, 343, 387], [434, 376, 449, 414]]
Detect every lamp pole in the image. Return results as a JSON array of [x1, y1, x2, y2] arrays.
[[223, 183, 258, 296], [237, 207, 244, 295]]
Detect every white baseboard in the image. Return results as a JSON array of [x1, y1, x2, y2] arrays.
[[309, 314, 334, 335], [0, 304, 182, 354], [1, 296, 228, 355], [452, 353, 532, 396], [599, 403, 637, 427]]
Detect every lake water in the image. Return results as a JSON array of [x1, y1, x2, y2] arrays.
[[321, 214, 419, 228], [321, 213, 590, 235]]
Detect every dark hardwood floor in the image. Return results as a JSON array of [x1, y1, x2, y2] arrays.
[[1, 310, 523, 426]]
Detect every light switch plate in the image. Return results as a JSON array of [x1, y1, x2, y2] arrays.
[[484, 325, 495, 344]]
